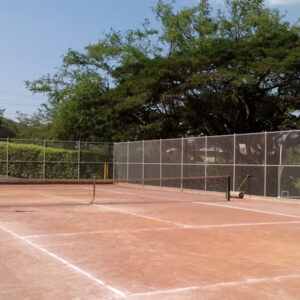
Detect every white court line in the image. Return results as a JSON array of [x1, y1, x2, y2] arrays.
[[24, 220, 300, 239], [95, 188, 191, 203], [98, 205, 192, 228], [0, 224, 125, 297], [24, 227, 174, 238], [98, 187, 300, 220], [194, 202, 300, 220], [39, 192, 88, 203], [192, 220, 300, 229], [127, 273, 300, 298]]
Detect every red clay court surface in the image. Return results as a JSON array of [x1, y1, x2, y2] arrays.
[[1, 184, 300, 299]]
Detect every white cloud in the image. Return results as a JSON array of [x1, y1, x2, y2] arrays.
[[267, 0, 300, 4]]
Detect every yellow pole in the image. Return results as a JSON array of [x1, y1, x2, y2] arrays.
[[104, 163, 108, 180]]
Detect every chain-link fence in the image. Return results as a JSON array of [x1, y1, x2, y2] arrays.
[[0, 139, 113, 181], [1, 131, 299, 199], [113, 130, 300, 200]]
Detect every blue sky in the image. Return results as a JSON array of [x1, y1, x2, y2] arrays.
[[0, 0, 299, 121]]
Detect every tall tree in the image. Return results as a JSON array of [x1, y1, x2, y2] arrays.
[[26, 0, 300, 141], [0, 109, 18, 138]]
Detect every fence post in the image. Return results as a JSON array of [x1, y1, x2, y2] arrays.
[[181, 137, 184, 191], [78, 140, 81, 180], [205, 135, 207, 191], [6, 138, 9, 179], [142, 140, 145, 186], [112, 143, 115, 181], [127, 141, 129, 183], [43, 140, 46, 180], [233, 133, 236, 191], [264, 131, 267, 197], [160, 139, 162, 187], [278, 144, 283, 198]]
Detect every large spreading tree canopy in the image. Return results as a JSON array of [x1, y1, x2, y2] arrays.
[[26, 0, 300, 141]]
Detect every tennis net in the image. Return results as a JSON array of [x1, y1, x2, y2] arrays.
[[111, 175, 231, 202]]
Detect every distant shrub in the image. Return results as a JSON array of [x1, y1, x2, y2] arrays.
[[0, 142, 112, 179]]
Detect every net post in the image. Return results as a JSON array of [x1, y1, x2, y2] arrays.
[[6, 137, 9, 179], [78, 140, 81, 180], [226, 176, 231, 201], [181, 137, 184, 191], [43, 140, 46, 180]]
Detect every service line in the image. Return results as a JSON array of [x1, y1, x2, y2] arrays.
[[24, 227, 174, 238], [97, 204, 192, 228], [23, 220, 300, 239]]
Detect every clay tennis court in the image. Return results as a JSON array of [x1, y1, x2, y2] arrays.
[[1, 183, 300, 299]]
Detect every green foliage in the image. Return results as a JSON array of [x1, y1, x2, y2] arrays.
[[15, 112, 50, 139], [8, 143, 44, 161], [0, 110, 18, 138], [25, 0, 300, 141], [0, 142, 112, 179]]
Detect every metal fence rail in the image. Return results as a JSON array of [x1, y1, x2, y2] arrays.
[[113, 130, 300, 199]]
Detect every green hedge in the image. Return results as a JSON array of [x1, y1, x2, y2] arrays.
[[0, 142, 113, 180]]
